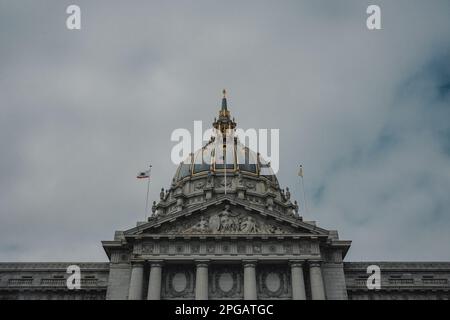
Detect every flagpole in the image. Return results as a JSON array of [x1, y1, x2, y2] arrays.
[[224, 129, 227, 195], [144, 165, 152, 220], [301, 175, 308, 215], [299, 165, 308, 215]]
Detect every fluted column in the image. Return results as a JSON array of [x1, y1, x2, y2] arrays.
[[309, 261, 326, 300], [243, 260, 257, 300], [290, 260, 306, 300], [147, 260, 163, 300], [128, 261, 144, 300], [195, 260, 209, 300]]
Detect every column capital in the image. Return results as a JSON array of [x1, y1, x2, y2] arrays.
[[289, 260, 305, 268], [130, 260, 145, 267], [243, 260, 258, 268], [148, 260, 164, 267], [195, 260, 210, 268], [308, 260, 322, 268]]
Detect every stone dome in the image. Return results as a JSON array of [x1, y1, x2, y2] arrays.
[[152, 90, 297, 218], [172, 132, 278, 185]]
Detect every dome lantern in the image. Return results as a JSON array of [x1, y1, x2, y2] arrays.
[[213, 89, 236, 134]]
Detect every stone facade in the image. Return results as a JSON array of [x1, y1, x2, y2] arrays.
[[100, 186, 350, 301], [345, 262, 450, 300], [1, 94, 449, 300], [2, 261, 450, 300], [0, 263, 108, 300]]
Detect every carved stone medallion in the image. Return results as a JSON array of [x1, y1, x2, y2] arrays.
[[210, 266, 243, 299], [258, 265, 291, 299], [218, 273, 234, 293], [163, 267, 194, 299]]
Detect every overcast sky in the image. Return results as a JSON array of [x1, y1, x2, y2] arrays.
[[0, 0, 449, 262]]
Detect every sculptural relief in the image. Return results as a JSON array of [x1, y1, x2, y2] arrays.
[[162, 205, 291, 234], [194, 180, 205, 191], [245, 181, 256, 190], [191, 243, 200, 254], [190, 216, 209, 233], [214, 177, 232, 189], [142, 243, 154, 254]]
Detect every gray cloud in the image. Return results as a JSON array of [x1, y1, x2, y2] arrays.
[[0, 0, 449, 261]]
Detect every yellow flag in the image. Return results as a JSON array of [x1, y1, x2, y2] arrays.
[[298, 165, 304, 177]]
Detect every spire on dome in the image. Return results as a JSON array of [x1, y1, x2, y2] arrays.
[[213, 89, 236, 134], [221, 89, 228, 111]]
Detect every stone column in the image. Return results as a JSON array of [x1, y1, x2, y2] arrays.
[[290, 260, 306, 300], [309, 261, 326, 300], [147, 260, 163, 300], [195, 260, 209, 300], [128, 261, 144, 300], [243, 260, 257, 300]]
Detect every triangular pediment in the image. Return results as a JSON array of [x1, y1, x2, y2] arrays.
[[124, 196, 330, 237]]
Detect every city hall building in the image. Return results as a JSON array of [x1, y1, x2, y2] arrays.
[[1, 94, 450, 300]]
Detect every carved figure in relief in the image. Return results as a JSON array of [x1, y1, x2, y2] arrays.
[[209, 214, 221, 232], [192, 216, 209, 232], [218, 205, 238, 232], [285, 187, 291, 201], [240, 216, 257, 233], [294, 200, 299, 215]]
